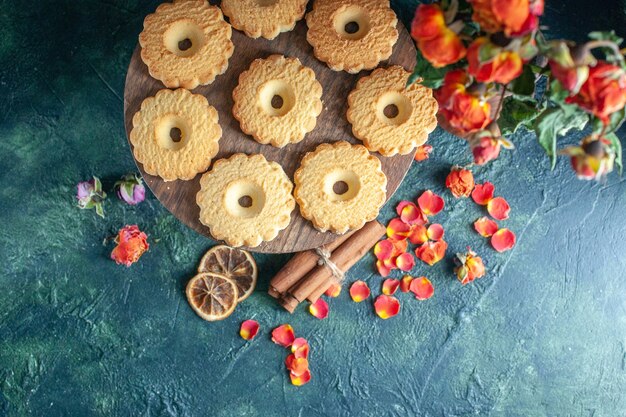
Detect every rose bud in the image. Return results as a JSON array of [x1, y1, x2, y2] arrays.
[[548, 41, 595, 94], [566, 61, 626, 125], [561, 135, 615, 181], [110, 225, 149, 267], [411, 4, 466, 68], [115, 173, 146, 206], [446, 167, 475, 198], [454, 248, 485, 285], [435, 70, 493, 134], [76, 176, 106, 218], [470, 133, 501, 165]]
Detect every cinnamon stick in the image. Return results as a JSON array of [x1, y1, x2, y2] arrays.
[[307, 277, 339, 304], [268, 231, 355, 298], [280, 220, 385, 313]]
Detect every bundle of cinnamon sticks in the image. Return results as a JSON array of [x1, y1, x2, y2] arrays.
[[269, 221, 386, 313]]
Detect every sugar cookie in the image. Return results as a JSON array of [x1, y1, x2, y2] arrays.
[[197, 154, 296, 247], [221, 0, 308, 40], [139, 0, 234, 89], [233, 55, 323, 148], [306, 0, 398, 73], [347, 66, 438, 156], [130, 88, 221, 181], [294, 141, 387, 233]]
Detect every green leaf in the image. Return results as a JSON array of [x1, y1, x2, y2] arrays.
[[533, 105, 590, 169], [407, 50, 460, 89], [606, 132, 623, 175], [533, 108, 562, 168], [499, 97, 540, 136], [510, 65, 536, 96], [589, 30, 624, 46]]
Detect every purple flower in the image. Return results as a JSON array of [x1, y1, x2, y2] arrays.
[[115, 174, 145, 205], [76, 176, 106, 218]]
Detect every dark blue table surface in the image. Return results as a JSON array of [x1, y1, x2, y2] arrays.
[[1, 1, 625, 416]]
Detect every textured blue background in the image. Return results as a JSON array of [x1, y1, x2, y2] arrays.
[[1, 1, 625, 416]]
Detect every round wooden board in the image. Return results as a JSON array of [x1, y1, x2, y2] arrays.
[[123, 2, 417, 254]]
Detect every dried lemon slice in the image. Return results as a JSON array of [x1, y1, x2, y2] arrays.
[[198, 245, 258, 302], [186, 272, 238, 321]]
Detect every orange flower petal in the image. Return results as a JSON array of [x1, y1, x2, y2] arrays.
[[427, 223, 445, 241], [387, 218, 411, 240], [382, 279, 400, 295], [401, 203, 427, 225], [414, 144, 433, 161], [309, 298, 329, 320], [374, 239, 394, 260], [417, 190, 445, 216], [471, 182, 495, 205], [400, 275, 413, 293], [491, 228, 516, 252], [487, 197, 511, 220], [374, 295, 401, 319], [410, 277, 434, 300], [290, 369, 311, 386], [291, 337, 310, 359], [474, 217, 499, 237], [376, 259, 394, 277], [415, 240, 448, 266], [395, 252, 415, 272], [271, 324, 295, 348], [350, 280, 370, 302], [408, 224, 429, 245], [324, 282, 341, 298], [239, 319, 260, 341], [286, 355, 309, 377]]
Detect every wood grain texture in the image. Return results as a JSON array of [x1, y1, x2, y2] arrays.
[[123, 2, 417, 253]]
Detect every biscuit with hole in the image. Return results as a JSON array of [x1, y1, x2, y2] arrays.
[[347, 66, 438, 156], [233, 55, 323, 148], [306, 0, 398, 73], [197, 154, 296, 247], [139, 0, 234, 89], [294, 141, 387, 233], [221, 0, 308, 40], [130, 88, 221, 181]]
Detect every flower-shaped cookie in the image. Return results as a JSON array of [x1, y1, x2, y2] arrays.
[[306, 0, 398, 73], [139, 0, 234, 89], [347, 66, 438, 156], [294, 141, 387, 233], [233, 55, 323, 147], [197, 154, 296, 247], [130, 88, 221, 181], [221, 0, 308, 40]]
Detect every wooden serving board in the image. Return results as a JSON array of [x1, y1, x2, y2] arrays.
[[123, 3, 417, 254]]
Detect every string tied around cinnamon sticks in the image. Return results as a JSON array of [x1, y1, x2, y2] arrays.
[[314, 247, 345, 283], [268, 221, 386, 313]]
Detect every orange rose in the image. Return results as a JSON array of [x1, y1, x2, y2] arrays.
[[111, 225, 149, 267], [411, 4, 466, 68], [445, 167, 475, 198], [467, 37, 523, 84], [435, 70, 492, 134], [566, 62, 626, 125], [469, 0, 543, 36]]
